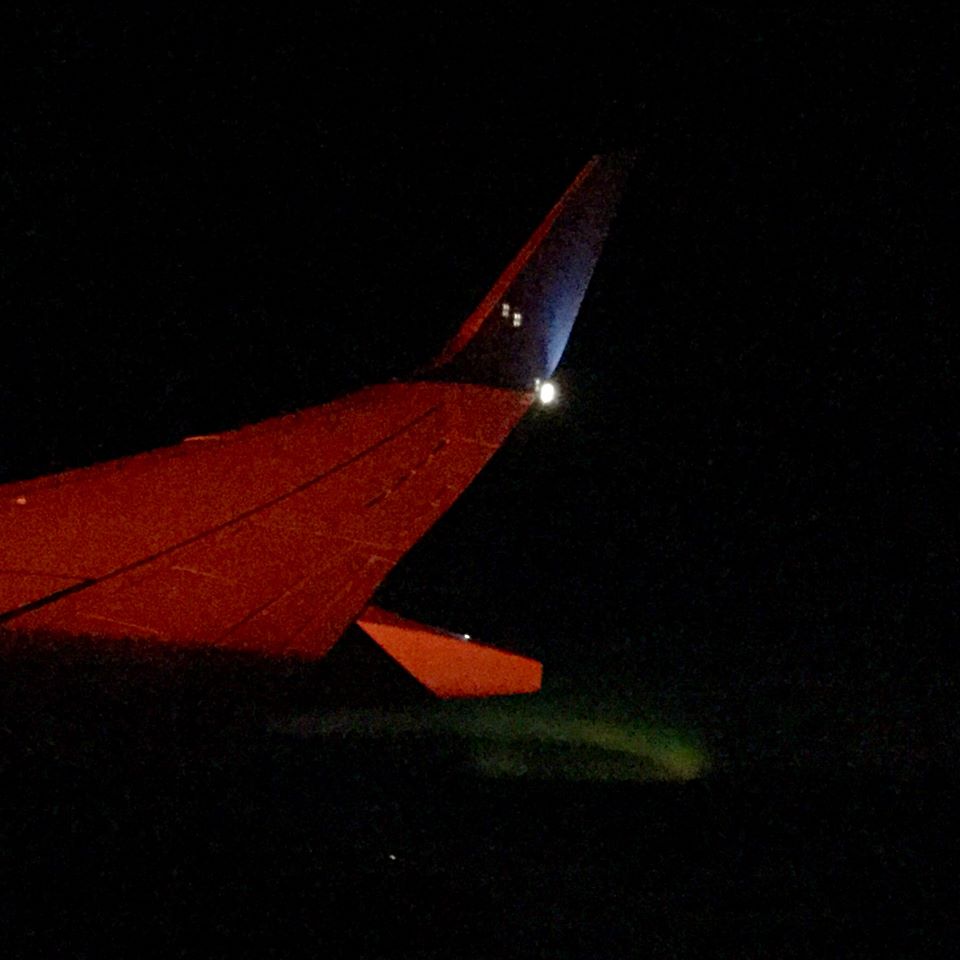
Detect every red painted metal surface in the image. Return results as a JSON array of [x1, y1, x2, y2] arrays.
[[1, 383, 530, 657], [357, 605, 542, 698]]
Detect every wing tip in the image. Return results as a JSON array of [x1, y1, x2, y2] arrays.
[[423, 152, 632, 389]]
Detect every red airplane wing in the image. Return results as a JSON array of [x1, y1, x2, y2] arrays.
[[0, 154, 630, 691], [0, 382, 529, 656]]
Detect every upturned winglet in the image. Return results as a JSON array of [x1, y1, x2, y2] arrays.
[[427, 152, 633, 389]]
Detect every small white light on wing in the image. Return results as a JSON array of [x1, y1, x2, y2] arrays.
[[501, 302, 511, 318], [538, 380, 557, 404], [512, 311, 523, 327]]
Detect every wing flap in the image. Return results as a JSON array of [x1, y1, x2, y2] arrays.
[[356, 605, 542, 698]]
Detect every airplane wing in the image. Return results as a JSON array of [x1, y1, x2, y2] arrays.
[[0, 154, 631, 695]]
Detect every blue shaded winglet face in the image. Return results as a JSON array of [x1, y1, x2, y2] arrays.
[[427, 153, 632, 390]]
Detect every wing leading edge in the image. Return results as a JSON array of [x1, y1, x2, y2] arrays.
[[0, 155, 631, 695]]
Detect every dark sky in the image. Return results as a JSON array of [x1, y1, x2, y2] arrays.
[[3, 6, 956, 773]]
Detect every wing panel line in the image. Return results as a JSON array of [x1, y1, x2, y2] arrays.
[[0, 579, 97, 624]]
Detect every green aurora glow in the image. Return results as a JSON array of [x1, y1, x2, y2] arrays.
[[277, 682, 709, 782]]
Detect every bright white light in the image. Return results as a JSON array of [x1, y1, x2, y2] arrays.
[[538, 380, 557, 404], [501, 302, 511, 318], [512, 311, 522, 327]]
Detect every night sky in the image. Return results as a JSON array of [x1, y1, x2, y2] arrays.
[[4, 7, 956, 780], [6, 7, 960, 954]]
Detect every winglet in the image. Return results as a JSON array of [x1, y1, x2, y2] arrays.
[[427, 152, 633, 389], [355, 605, 542, 698]]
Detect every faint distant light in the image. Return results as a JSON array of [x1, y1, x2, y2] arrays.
[[512, 311, 523, 327], [501, 302, 511, 318], [538, 380, 557, 405], [14, 496, 27, 505]]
